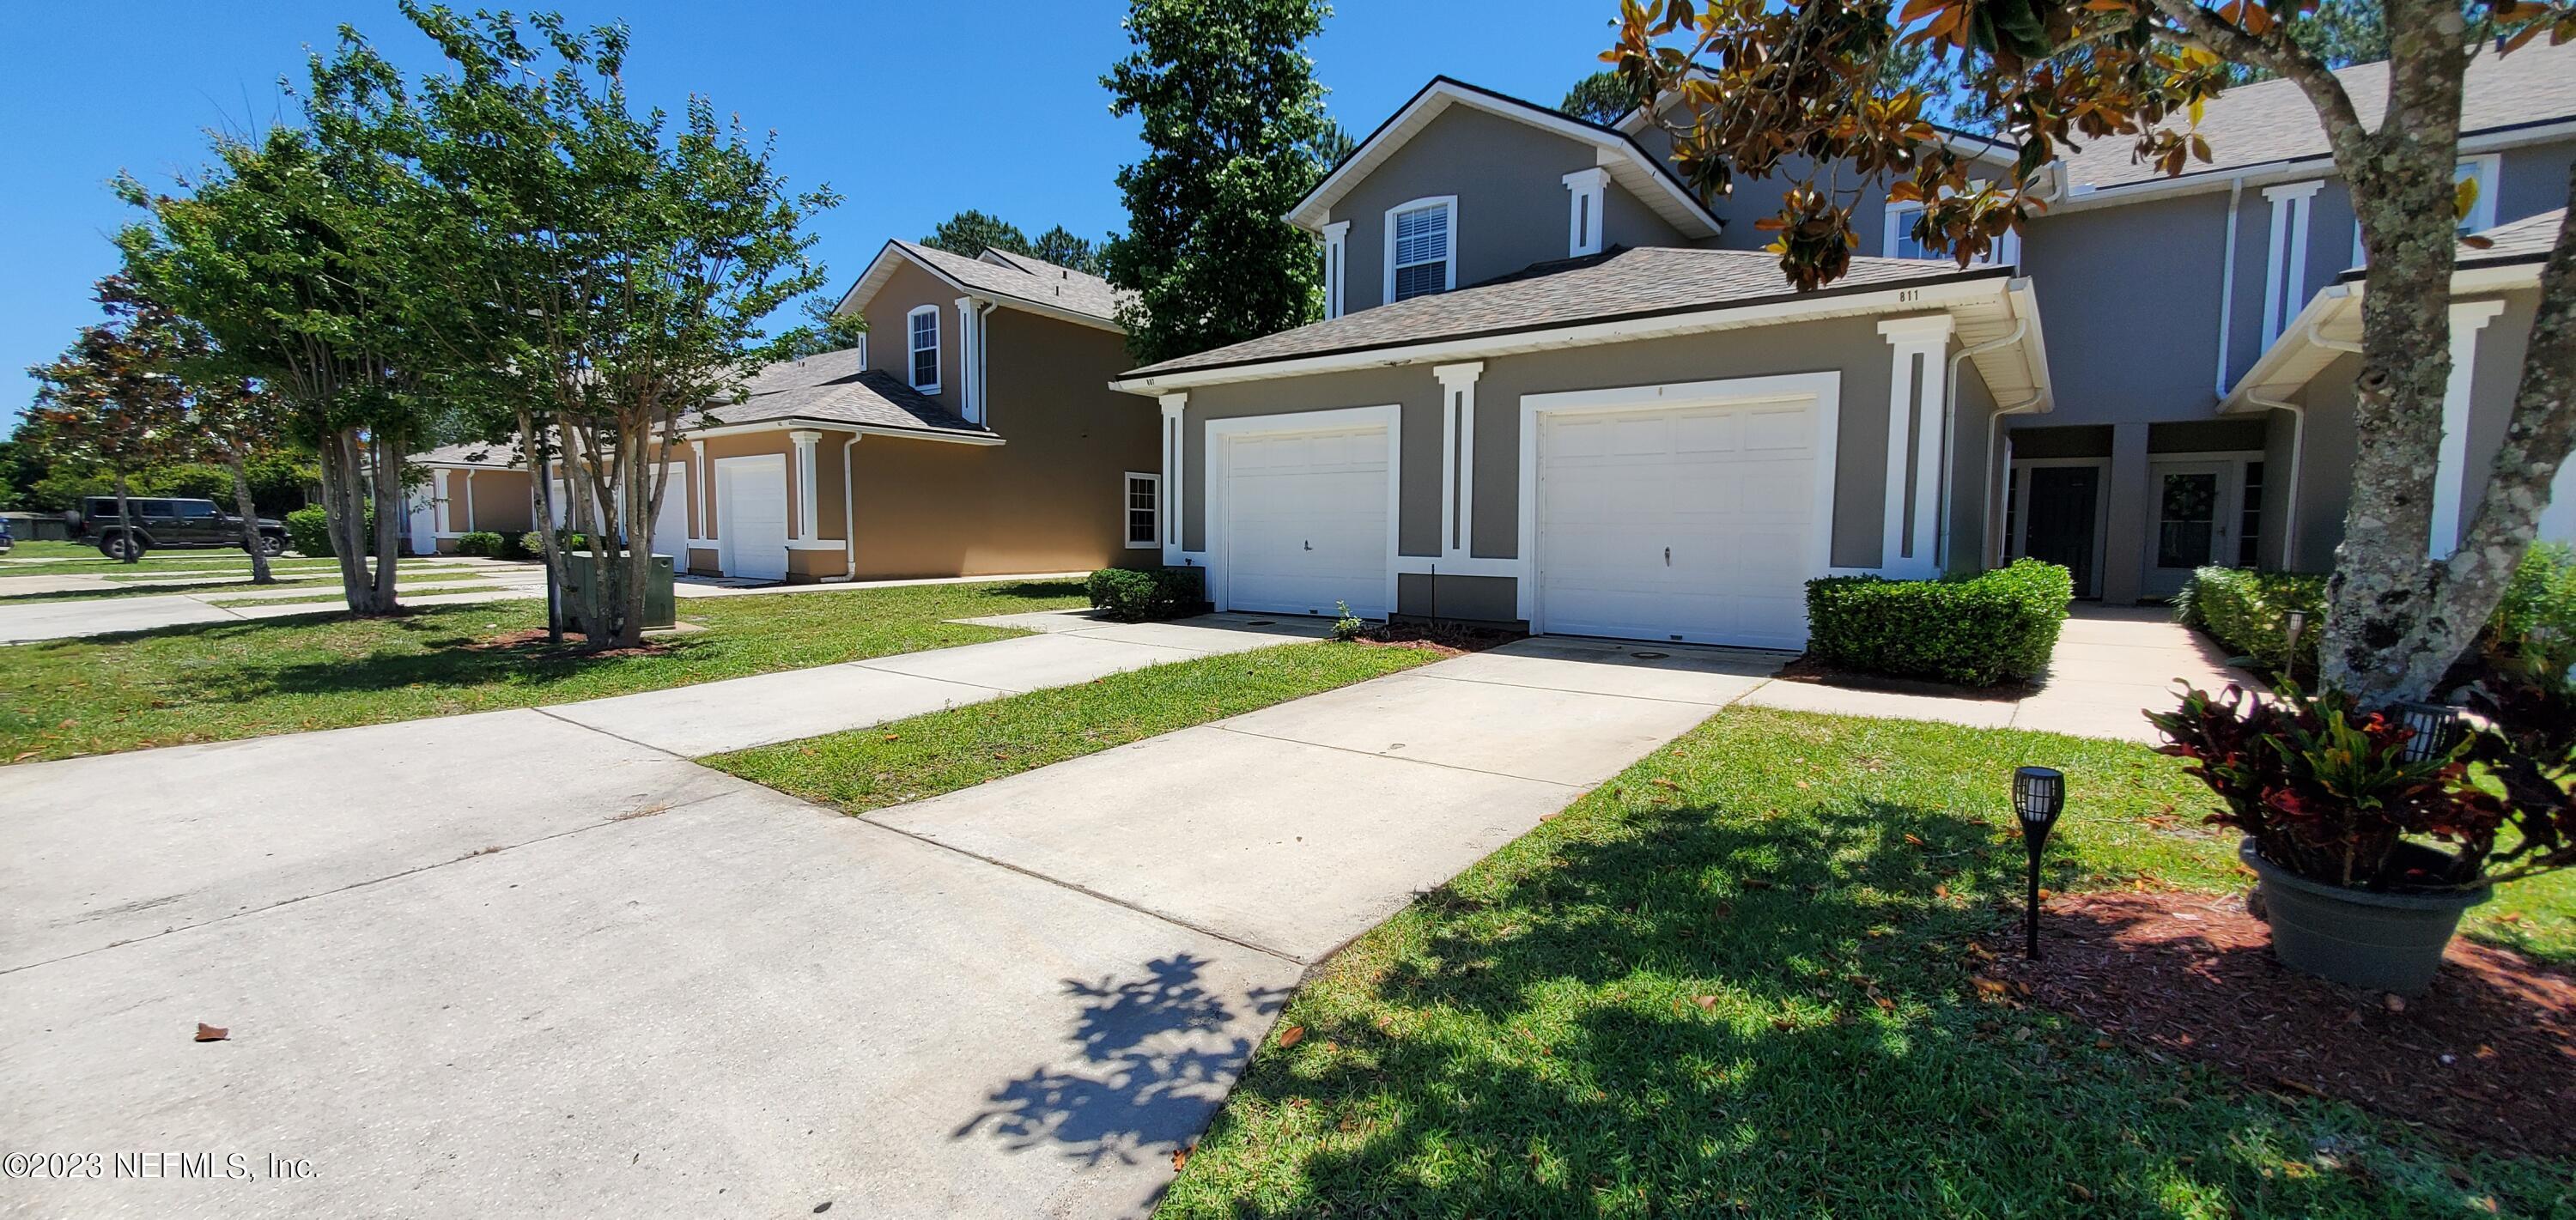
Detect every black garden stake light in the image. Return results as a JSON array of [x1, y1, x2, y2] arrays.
[[2012, 767, 2067, 960], [2392, 701, 2466, 764]]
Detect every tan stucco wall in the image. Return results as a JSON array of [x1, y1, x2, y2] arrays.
[[858, 259, 966, 412], [437, 468, 535, 534], [841, 308, 1157, 580]]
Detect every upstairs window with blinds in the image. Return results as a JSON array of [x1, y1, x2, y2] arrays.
[[907, 306, 941, 391], [1388, 199, 1455, 302]]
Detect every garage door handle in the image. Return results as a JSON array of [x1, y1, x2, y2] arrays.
[[1663, 546, 1671, 566], [1303, 540, 1313, 550]]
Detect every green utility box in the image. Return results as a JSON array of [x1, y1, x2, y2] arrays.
[[557, 551, 676, 631]]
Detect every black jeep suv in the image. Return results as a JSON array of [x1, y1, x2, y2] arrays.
[[73, 497, 289, 560]]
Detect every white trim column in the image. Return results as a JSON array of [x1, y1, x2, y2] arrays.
[[690, 439, 709, 544], [1321, 222, 1350, 319], [461, 470, 477, 532], [789, 428, 823, 543], [2261, 180, 2323, 346], [1158, 393, 1188, 565], [2431, 298, 2508, 559], [1879, 314, 1954, 578], [434, 469, 454, 536], [1562, 167, 1608, 258], [954, 296, 991, 425], [1434, 361, 1485, 558]]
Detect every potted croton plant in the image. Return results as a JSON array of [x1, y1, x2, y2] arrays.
[[2148, 644, 2574, 996]]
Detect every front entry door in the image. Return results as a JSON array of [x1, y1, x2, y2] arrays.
[[2146, 459, 2236, 598], [2021, 465, 2100, 598]]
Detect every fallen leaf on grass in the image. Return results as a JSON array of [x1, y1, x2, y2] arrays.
[[1276, 1025, 1304, 1048], [1694, 995, 1717, 1011], [194, 1023, 228, 1042], [1170, 1145, 1191, 1171]]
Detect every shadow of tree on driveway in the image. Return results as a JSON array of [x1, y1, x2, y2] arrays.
[[953, 954, 1289, 1168]]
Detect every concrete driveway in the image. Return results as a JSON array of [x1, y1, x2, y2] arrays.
[[0, 630, 1775, 1217]]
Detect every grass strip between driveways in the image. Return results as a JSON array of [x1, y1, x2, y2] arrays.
[[1157, 707, 2574, 1219], [0, 579, 1089, 763], [705, 640, 1440, 813]]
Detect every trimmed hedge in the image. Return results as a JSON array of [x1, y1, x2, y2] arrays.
[[1805, 559, 2074, 687], [2176, 543, 2575, 672], [2172, 568, 2326, 670], [454, 531, 507, 557], [1085, 567, 1204, 622], [284, 505, 375, 558]]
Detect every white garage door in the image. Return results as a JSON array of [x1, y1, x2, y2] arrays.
[[1221, 425, 1390, 619], [1537, 399, 1822, 649], [717, 456, 789, 581]]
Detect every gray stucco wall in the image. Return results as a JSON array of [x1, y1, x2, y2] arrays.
[[1172, 311, 1995, 618], [2020, 191, 2239, 424], [2460, 287, 2543, 531], [1326, 105, 1680, 315]]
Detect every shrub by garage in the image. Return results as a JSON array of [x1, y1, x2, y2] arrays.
[[454, 531, 507, 557], [1804, 559, 2074, 688], [285, 505, 376, 558], [1085, 567, 1204, 622]]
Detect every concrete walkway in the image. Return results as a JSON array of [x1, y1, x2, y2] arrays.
[[1735, 604, 2247, 744], [0, 564, 1090, 646], [0, 619, 1776, 1217]]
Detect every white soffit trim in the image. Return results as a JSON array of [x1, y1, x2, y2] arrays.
[[2222, 254, 2543, 410], [1287, 77, 1722, 240], [682, 417, 1005, 446]]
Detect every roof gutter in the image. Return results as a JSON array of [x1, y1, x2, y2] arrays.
[[2054, 118, 2576, 214], [1109, 270, 2016, 395], [682, 417, 1006, 447]]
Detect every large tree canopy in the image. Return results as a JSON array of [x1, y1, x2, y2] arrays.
[[1101, 0, 1337, 364], [920, 209, 1108, 274], [1613, 0, 2575, 704]]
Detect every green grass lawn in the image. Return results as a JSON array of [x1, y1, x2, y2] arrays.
[[0, 538, 307, 574], [1161, 708, 2573, 1219], [0, 579, 1087, 762], [708, 640, 1438, 808]]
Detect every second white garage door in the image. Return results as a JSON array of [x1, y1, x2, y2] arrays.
[[716, 455, 790, 581], [1535, 399, 1822, 649], [1219, 424, 1390, 619]]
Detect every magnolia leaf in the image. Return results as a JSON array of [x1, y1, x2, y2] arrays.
[[1276, 1024, 1305, 1048]]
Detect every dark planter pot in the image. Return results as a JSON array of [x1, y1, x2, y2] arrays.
[[2239, 839, 2491, 997]]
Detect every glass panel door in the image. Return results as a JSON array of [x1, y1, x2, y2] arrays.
[[2155, 470, 2220, 569]]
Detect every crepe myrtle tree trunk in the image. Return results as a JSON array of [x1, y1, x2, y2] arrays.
[[218, 453, 274, 584], [111, 472, 137, 564], [316, 427, 405, 616]]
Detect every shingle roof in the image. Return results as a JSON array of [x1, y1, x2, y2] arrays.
[[414, 440, 526, 469], [2460, 207, 2567, 268], [696, 347, 996, 439], [892, 240, 1132, 325], [1121, 246, 2008, 379], [2063, 41, 2576, 193]]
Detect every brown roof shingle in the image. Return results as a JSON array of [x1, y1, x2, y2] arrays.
[[1121, 246, 2006, 379], [697, 347, 994, 439], [2062, 41, 2576, 193], [894, 241, 1132, 325]]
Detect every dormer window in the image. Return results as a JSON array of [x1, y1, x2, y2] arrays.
[[907, 305, 941, 392], [1385, 197, 1456, 303], [1884, 199, 2019, 266]]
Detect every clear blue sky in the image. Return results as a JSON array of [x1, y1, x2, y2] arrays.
[[0, 1, 1624, 431]]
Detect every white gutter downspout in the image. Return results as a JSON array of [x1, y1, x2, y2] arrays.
[[836, 434, 859, 580], [2238, 317, 2361, 572], [1940, 313, 2030, 571], [2215, 176, 2245, 399]]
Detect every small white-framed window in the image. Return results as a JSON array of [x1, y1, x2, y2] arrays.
[[1122, 471, 1161, 549], [906, 304, 941, 393], [1383, 196, 1456, 303], [1882, 200, 2020, 265]]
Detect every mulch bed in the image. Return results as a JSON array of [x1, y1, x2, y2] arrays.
[[1358, 620, 1526, 658], [1986, 889, 2575, 1158], [1772, 654, 2034, 701]]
